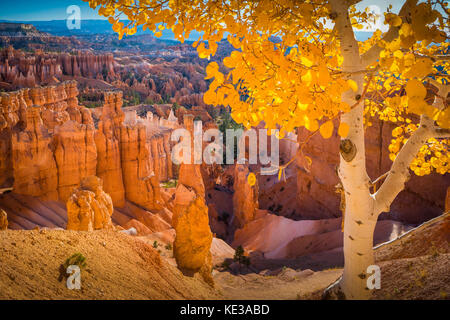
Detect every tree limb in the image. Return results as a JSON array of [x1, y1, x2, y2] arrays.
[[373, 115, 434, 215], [360, 0, 417, 68]]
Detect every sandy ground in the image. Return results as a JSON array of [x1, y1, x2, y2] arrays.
[[214, 268, 342, 300], [0, 229, 219, 299], [1, 212, 448, 300], [0, 228, 341, 300]]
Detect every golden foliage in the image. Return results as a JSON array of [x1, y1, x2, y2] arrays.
[[86, 0, 449, 176]]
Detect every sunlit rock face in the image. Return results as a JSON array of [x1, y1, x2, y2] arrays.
[[0, 82, 176, 215], [232, 163, 259, 229], [11, 105, 59, 200], [173, 182, 212, 271], [94, 91, 126, 207], [1, 81, 93, 200], [172, 115, 213, 285], [54, 120, 97, 201], [95, 91, 175, 210], [120, 124, 163, 211], [0, 46, 117, 89], [66, 176, 113, 231]]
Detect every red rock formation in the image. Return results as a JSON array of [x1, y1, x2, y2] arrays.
[[172, 115, 213, 284], [232, 163, 259, 229], [53, 121, 97, 201], [0, 208, 8, 230], [11, 104, 58, 200], [94, 91, 126, 207], [120, 123, 162, 211], [66, 176, 114, 231], [0, 47, 117, 89], [1, 82, 101, 202]]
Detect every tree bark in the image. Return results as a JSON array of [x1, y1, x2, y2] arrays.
[[326, 0, 378, 299], [325, 0, 446, 299]]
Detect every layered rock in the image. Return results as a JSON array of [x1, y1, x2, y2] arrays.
[[172, 182, 213, 284], [53, 121, 97, 201], [232, 164, 259, 229], [120, 124, 162, 211], [0, 47, 117, 89], [11, 105, 58, 200], [66, 176, 113, 231], [1, 81, 96, 201], [59, 51, 116, 81], [172, 115, 213, 284], [95, 92, 175, 210], [94, 91, 126, 207]]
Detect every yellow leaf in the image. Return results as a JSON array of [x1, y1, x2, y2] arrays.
[[347, 79, 358, 93], [319, 120, 334, 139], [385, 13, 402, 27], [247, 173, 256, 186], [405, 58, 433, 79], [406, 79, 426, 99], [203, 90, 217, 105], [338, 122, 350, 137], [392, 127, 403, 137], [205, 62, 219, 79], [318, 64, 331, 87], [305, 156, 312, 167]]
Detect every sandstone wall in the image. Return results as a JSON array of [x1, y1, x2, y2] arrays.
[[0, 82, 176, 212], [0, 46, 117, 89]]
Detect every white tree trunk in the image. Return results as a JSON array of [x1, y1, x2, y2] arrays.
[[324, 0, 447, 300], [325, 0, 375, 299]]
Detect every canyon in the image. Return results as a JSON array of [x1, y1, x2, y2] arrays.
[[0, 22, 448, 301]]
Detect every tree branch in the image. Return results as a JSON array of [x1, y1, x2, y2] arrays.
[[434, 128, 450, 138], [373, 115, 434, 215], [360, 0, 417, 68]]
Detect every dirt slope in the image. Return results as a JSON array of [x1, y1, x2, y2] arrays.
[[299, 212, 450, 300], [0, 229, 220, 299], [375, 212, 450, 262]]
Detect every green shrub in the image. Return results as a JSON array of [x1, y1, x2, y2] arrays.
[[233, 245, 250, 266], [58, 253, 87, 282]]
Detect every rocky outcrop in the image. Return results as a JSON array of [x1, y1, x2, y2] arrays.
[[172, 115, 213, 284], [0, 208, 7, 230], [1, 83, 175, 211], [11, 105, 58, 200], [0, 47, 117, 89], [53, 121, 97, 201], [232, 164, 259, 229], [172, 182, 213, 284], [95, 92, 174, 210], [120, 124, 162, 211], [94, 91, 126, 207], [2, 82, 95, 200], [59, 51, 116, 81], [66, 176, 113, 231]]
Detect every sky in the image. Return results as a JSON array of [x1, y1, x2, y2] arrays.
[[0, 0, 406, 22], [0, 0, 104, 21]]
